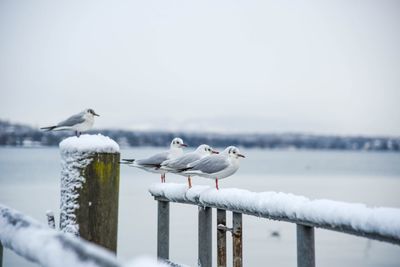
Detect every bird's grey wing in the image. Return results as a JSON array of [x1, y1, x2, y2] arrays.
[[163, 153, 200, 169], [188, 155, 229, 174], [137, 151, 169, 166], [57, 112, 85, 127]]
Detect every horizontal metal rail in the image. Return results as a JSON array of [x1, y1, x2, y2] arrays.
[[150, 184, 400, 246], [0, 204, 185, 267], [0, 204, 121, 267], [151, 184, 400, 267], [155, 195, 400, 245]]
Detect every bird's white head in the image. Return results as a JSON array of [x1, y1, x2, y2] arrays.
[[223, 146, 245, 159], [195, 144, 219, 156], [85, 108, 100, 117], [170, 137, 187, 149]]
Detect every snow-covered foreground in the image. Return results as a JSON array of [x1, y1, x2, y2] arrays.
[[0, 204, 167, 267], [149, 183, 400, 244]]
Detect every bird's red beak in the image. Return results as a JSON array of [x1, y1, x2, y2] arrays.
[[212, 150, 219, 154], [181, 144, 188, 147]]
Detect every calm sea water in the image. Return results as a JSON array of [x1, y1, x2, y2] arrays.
[[0, 147, 399, 267]]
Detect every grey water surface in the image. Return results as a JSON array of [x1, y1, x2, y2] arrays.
[[0, 147, 399, 267]]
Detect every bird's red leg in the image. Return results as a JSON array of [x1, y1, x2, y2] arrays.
[[188, 176, 192, 188], [216, 178, 219, 190], [161, 174, 165, 183]]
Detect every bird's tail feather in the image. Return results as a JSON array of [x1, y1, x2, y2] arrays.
[[120, 159, 135, 164], [40, 126, 57, 131]]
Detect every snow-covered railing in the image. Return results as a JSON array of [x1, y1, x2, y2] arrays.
[[0, 204, 121, 267], [149, 183, 400, 267], [0, 204, 175, 267]]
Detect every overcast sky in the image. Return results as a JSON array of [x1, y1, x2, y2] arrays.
[[0, 0, 399, 136]]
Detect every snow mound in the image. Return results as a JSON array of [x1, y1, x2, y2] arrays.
[[60, 134, 120, 153]]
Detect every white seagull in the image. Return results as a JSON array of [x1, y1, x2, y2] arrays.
[[121, 137, 187, 183], [180, 146, 245, 190], [160, 144, 219, 188], [40, 108, 99, 137]]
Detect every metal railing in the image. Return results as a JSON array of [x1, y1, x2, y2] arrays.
[[0, 204, 181, 267], [0, 204, 121, 267], [150, 184, 400, 267]]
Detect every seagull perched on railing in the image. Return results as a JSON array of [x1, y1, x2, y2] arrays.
[[179, 146, 245, 190], [40, 108, 99, 137], [160, 144, 219, 188], [121, 137, 187, 183]]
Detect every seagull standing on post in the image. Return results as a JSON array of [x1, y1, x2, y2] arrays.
[[40, 108, 99, 137], [121, 137, 187, 183], [180, 146, 245, 190]]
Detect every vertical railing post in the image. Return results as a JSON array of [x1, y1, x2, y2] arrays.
[[217, 209, 227, 267], [297, 224, 315, 267], [59, 135, 120, 253], [232, 212, 243, 267], [46, 210, 56, 229], [198, 206, 212, 267], [157, 200, 170, 260], [0, 242, 3, 267]]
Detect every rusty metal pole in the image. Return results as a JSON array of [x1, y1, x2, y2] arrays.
[[217, 209, 227, 267], [232, 212, 243, 267], [297, 224, 315, 267], [157, 200, 170, 260], [198, 206, 212, 267]]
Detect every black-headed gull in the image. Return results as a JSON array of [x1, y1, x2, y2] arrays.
[[180, 146, 245, 190], [160, 144, 218, 188], [40, 108, 99, 137], [121, 137, 187, 183]]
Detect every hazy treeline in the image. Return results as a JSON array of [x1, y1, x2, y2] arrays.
[[0, 120, 399, 151]]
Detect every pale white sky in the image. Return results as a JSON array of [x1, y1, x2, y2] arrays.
[[1, 0, 399, 136]]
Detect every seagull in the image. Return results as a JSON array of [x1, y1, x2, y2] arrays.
[[40, 108, 99, 137], [121, 137, 187, 183], [180, 146, 245, 190], [160, 144, 219, 188]]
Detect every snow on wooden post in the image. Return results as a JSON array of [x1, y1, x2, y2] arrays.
[[59, 134, 120, 253]]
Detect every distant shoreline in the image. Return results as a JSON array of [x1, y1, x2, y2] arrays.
[[1, 120, 399, 152]]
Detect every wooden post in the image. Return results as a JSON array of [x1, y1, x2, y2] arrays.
[[232, 212, 243, 267], [60, 135, 120, 253], [157, 200, 170, 260], [297, 224, 315, 267], [217, 209, 227, 267], [198, 206, 212, 267]]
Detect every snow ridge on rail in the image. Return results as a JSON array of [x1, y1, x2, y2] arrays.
[[149, 183, 400, 244]]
